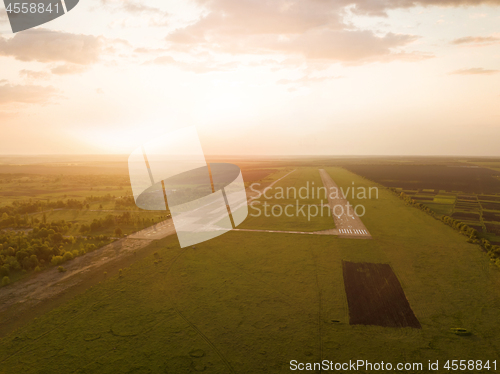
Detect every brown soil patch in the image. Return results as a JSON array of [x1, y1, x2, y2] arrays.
[[342, 261, 421, 328]]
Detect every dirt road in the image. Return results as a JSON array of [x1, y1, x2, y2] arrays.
[[128, 219, 176, 240], [319, 169, 371, 239]]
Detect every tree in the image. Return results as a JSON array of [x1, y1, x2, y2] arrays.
[[62, 251, 74, 262], [90, 220, 100, 232], [51, 256, 64, 266], [38, 228, 49, 238], [52, 232, 63, 243], [0, 265, 9, 277], [1, 276, 9, 286], [114, 227, 123, 237], [16, 250, 29, 263]]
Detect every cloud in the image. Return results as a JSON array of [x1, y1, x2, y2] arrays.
[[277, 75, 343, 90], [450, 68, 499, 75], [122, 2, 165, 14], [0, 83, 59, 104], [19, 70, 51, 80], [0, 8, 7, 25], [269, 30, 420, 62], [451, 36, 500, 45], [100, 0, 169, 26], [0, 28, 102, 65], [165, 0, 428, 64], [134, 47, 169, 54], [50, 64, 89, 75], [0, 110, 18, 119], [277, 76, 343, 84], [345, 0, 500, 16], [101, 0, 168, 15], [147, 55, 240, 73], [167, 0, 342, 42]]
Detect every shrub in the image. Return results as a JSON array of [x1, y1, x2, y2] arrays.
[[58, 266, 66, 272], [0, 265, 9, 277], [1, 276, 10, 286], [62, 251, 74, 263], [51, 256, 64, 266], [34, 266, 41, 272]]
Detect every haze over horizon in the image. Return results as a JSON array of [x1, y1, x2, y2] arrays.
[[0, 0, 499, 156]]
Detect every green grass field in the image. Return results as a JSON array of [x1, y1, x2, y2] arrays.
[[0, 174, 131, 207], [239, 168, 335, 232], [30, 209, 167, 236], [238, 207, 334, 232], [1, 167, 500, 373], [250, 168, 328, 205]]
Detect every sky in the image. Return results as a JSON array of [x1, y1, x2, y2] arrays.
[[0, 0, 499, 156]]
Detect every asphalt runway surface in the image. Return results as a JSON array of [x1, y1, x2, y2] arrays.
[[319, 169, 372, 239]]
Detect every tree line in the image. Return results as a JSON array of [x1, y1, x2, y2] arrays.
[[0, 220, 111, 286]]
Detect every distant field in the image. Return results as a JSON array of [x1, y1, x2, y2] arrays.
[[344, 164, 500, 194], [2, 167, 500, 372], [352, 167, 500, 242], [464, 160, 500, 172]]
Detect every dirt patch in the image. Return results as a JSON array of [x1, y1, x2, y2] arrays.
[[485, 223, 500, 235], [467, 224, 484, 232], [480, 202, 500, 211], [479, 195, 500, 202], [483, 211, 500, 222], [342, 261, 421, 328], [451, 212, 481, 221]]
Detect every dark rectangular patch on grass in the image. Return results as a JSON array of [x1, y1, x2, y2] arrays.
[[342, 261, 421, 328]]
